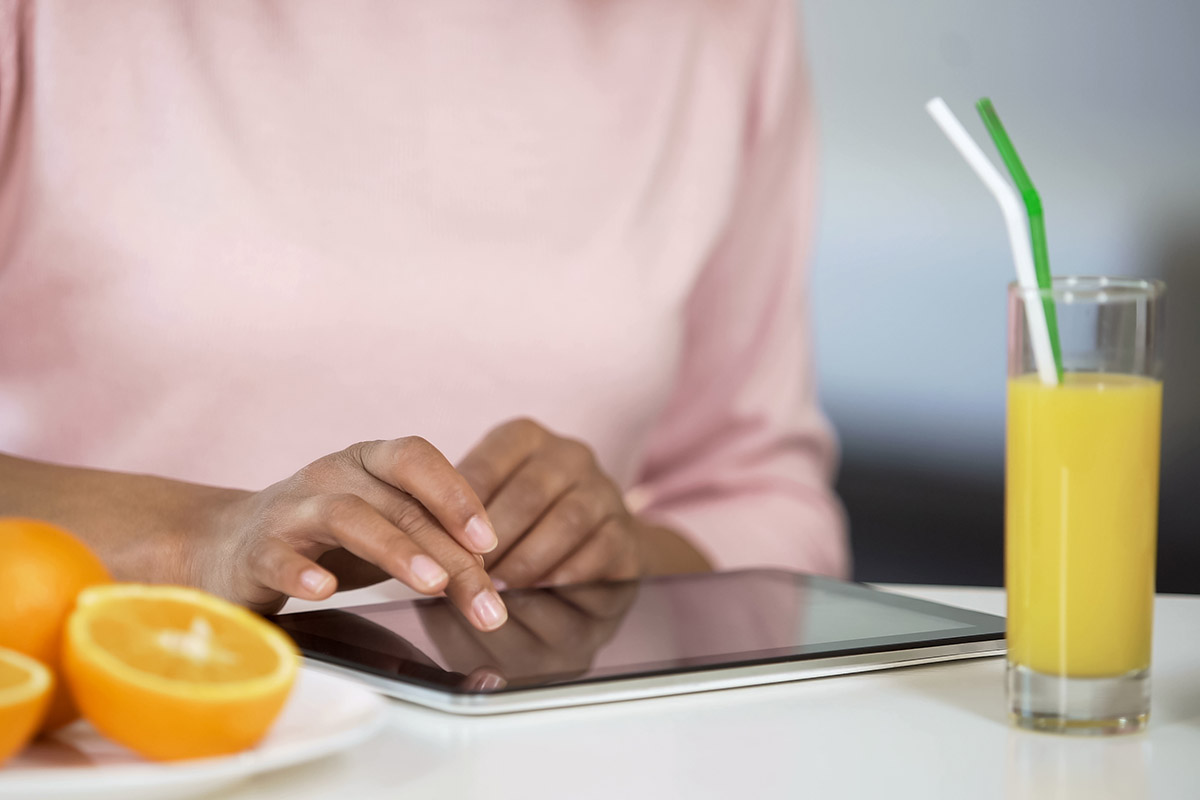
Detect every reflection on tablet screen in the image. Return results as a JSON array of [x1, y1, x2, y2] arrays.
[[275, 571, 983, 692]]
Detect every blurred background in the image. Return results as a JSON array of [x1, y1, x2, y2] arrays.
[[798, 0, 1200, 592]]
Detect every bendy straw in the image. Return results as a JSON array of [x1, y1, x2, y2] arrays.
[[976, 98, 1064, 381], [925, 97, 1058, 386]]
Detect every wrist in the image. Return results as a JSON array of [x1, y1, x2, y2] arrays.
[[177, 485, 251, 591], [124, 477, 250, 590], [0, 454, 250, 589]]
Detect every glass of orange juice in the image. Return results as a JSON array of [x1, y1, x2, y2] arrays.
[[1006, 276, 1165, 735]]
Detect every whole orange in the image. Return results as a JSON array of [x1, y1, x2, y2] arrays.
[[0, 518, 111, 732]]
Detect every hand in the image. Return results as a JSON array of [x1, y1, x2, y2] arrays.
[[186, 438, 508, 630], [418, 581, 638, 689], [456, 419, 644, 590]]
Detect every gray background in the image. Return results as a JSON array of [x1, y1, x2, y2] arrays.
[[799, 0, 1200, 591]]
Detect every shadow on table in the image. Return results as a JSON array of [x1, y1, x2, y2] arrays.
[[898, 657, 1009, 728], [1150, 668, 1200, 729], [225, 717, 446, 800], [904, 657, 1200, 733]]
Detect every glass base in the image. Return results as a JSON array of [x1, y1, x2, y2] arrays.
[[1007, 662, 1149, 735]]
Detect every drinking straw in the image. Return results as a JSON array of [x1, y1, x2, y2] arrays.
[[976, 98, 1065, 381], [925, 97, 1058, 386]]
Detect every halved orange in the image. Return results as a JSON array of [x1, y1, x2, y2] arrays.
[[0, 647, 53, 764], [63, 584, 299, 761]]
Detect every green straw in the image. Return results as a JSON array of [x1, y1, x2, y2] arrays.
[[976, 97, 1064, 382]]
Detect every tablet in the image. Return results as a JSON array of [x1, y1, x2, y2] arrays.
[[272, 569, 1005, 715]]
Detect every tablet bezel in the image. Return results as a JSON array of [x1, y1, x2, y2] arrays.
[[273, 570, 1006, 715]]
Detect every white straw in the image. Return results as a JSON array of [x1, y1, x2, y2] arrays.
[[925, 97, 1058, 386]]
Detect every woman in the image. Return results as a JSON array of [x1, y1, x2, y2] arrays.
[[0, 0, 846, 631]]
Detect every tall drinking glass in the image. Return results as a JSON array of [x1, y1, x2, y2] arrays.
[[1006, 276, 1165, 735]]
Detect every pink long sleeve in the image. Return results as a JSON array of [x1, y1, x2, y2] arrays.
[[0, 0, 27, 254], [1, 0, 846, 577], [630, 3, 848, 577]]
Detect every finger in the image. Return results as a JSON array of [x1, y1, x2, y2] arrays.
[[456, 418, 550, 504], [482, 451, 587, 568], [420, 535, 510, 632], [417, 604, 499, 673], [455, 599, 593, 680], [294, 492, 452, 595], [300, 492, 508, 631], [344, 475, 488, 573], [247, 537, 338, 602], [389, 508, 508, 631], [330, 479, 509, 631], [355, 437, 498, 554], [423, 597, 539, 669], [540, 517, 641, 588], [460, 614, 551, 671], [551, 580, 641, 621], [464, 667, 508, 692], [314, 549, 390, 592], [489, 483, 613, 588], [502, 591, 598, 649]]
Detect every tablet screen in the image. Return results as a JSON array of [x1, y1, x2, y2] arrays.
[[273, 570, 1003, 694]]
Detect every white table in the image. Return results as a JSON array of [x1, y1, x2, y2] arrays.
[[230, 586, 1200, 799]]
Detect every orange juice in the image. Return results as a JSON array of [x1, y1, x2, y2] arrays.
[[1006, 372, 1161, 677]]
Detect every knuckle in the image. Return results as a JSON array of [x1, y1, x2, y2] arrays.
[[294, 456, 341, 490], [457, 460, 496, 491], [378, 538, 416, 575], [505, 471, 554, 516], [396, 435, 433, 455], [445, 481, 482, 515], [389, 437, 420, 469], [598, 474, 623, 502], [395, 437, 457, 485], [600, 516, 629, 545], [556, 624, 592, 652], [248, 538, 284, 575], [391, 498, 436, 536], [317, 492, 367, 526], [341, 441, 378, 472], [560, 438, 594, 467], [405, 524, 480, 576], [444, 554, 487, 586], [549, 567, 576, 586], [557, 494, 594, 533], [581, 619, 613, 648], [520, 463, 559, 497], [510, 417, 547, 444], [588, 519, 624, 558], [496, 555, 534, 584]]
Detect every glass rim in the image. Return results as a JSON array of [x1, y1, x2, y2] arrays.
[[1007, 276, 1165, 302]]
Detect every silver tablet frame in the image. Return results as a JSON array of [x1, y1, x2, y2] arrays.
[[301, 638, 1005, 715]]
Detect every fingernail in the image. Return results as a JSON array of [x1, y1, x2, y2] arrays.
[[300, 568, 331, 595], [465, 515, 498, 553], [492, 578, 508, 592], [411, 555, 448, 589], [472, 589, 507, 630], [477, 672, 506, 691]]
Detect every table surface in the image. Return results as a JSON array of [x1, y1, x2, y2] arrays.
[[227, 584, 1200, 800]]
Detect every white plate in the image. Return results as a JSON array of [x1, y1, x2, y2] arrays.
[[0, 667, 388, 800]]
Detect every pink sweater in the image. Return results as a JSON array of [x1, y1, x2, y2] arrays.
[[0, 0, 847, 577]]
